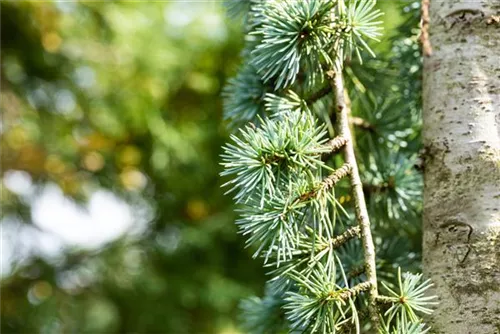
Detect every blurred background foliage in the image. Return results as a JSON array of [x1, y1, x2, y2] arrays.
[[0, 1, 418, 333]]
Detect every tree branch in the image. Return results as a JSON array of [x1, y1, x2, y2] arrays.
[[328, 281, 372, 302], [348, 264, 366, 280], [297, 163, 351, 202], [319, 225, 361, 251], [375, 295, 395, 305], [420, 0, 432, 56], [350, 116, 375, 132], [326, 136, 348, 152], [305, 85, 332, 105], [331, 71, 380, 329], [322, 163, 351, 190]]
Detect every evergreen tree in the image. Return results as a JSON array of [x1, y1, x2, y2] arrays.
[[221, 0, 437, 332]]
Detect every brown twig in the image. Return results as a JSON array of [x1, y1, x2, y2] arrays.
[[319, 226, 361, 251], [350, 116, 375, 132], [328, 281, 372, 302], [298, 163, 351, 201], [326, 136, 348, 152], [322, 163, 352, 191], [420, 0, 432, 56], [305, 85, 332, 105], [348, 264, 366, 280]]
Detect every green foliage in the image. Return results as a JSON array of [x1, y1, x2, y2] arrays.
[[362, 151, 422, 231], [223, 63, 271, 128], [265, 91, 310, 116], [222, 0, 436, 333], [222, 110, 346, 265], [1, 2, 265, 333], [381, 318, 430, 334], [240, 284, 288, 334], [382, 268, 437, 325], [334, 0, 384, 61], [252, 0, 336, 89], [221, 111, 329, 204], [285, 265, 357, 333], [247, 0, 383, 89], [225, 0, 254, 19]]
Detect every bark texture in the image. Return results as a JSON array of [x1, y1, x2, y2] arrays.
[[423, 1, 500, 333], [332, 73, 380, 329]]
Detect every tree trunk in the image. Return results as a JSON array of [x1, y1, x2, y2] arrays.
[[422, 1, 500, 332]]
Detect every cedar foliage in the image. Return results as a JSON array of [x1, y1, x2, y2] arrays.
[[221, 1, 437, 333]]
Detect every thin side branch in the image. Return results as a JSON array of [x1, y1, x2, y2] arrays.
[[363, 177, 396, 195], [375, 295, 395, 314], [348, 264, 366, 280], [420, 0, 432, 56], [298, 163, 351, 202], [322, 163, 351, 190], [350, 116, 375, 132], [305, 85, 332, 105], [320, 225, 361, 251], [331, 72, 380, 329], [375, 295, 395, 305], [328, 281, 372, 302], [326, 136, 348, 152]]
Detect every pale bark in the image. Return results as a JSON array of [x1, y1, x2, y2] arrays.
[[423, 1, 500, 333], [332, 73, 380, 329]]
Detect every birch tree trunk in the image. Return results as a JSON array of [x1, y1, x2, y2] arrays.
[[423, 1, 500, 332]]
